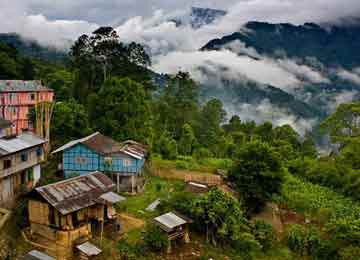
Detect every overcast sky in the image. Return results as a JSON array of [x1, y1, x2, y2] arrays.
[[1, 0, 360, 47]]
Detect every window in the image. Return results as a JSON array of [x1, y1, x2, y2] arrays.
[[21, 152, 28, 162], [27, 168, 34, 181], [3, 159, 11, 169], [123, 158, 132, 167], [30, 93, 35, 101], [74, 156, 87, 165], [36, 147, 43, 157]]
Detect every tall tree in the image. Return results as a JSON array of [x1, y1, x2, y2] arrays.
[[321, 102, 360, 148], [197, 98, 226, 150], [229, 141, 285, 212], [70, 27, 151, 103], [88, 77, 153, 144]]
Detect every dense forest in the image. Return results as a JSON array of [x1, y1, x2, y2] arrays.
[[2, 26, 360, 259]]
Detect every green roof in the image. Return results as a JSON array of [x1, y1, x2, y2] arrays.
[[0, 80, 52, 92]]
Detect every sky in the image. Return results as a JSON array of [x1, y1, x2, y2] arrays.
[[1, 0, 360, 48]]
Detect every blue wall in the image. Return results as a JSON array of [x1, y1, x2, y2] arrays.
[[63, 144, 145, 178]]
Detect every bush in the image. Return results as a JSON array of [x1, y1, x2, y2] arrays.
[[143, 224, 169, 252], [253, 220, 274, 251], [286, 224, 306, 255]]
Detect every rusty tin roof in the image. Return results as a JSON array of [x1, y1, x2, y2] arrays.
[[35, 172, 115, 215]]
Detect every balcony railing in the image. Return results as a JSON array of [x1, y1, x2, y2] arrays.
[[0, 156, 43, 179]]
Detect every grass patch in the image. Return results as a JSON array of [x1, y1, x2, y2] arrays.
[[117, 175, 185, 219], [151, 154, 233, 173]]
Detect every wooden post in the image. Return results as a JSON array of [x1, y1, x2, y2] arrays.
[[167, 240, 172, 254], [100, 219, 104, 245], [184, 227, 190, 243], [131, 175, 135, 194], [117, 174, 120, 193]]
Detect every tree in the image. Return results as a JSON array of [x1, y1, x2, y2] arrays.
[[229, 141, 285, 212], [321, 102, 360, 148], [191, 189, 255, 247], [178, 124, 196, 155], [156, 132, 178, 160], [143, 224, 169, 252], [88, 77, 153, 144], [51, 99, 92, 148], [43, 69, 73, 101], [223, 115, 242, 133], [197, 99, 226, 151], [154, 72, 199, 139], [70, 27, 151, 103]]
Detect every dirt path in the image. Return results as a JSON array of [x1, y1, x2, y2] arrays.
[[118, 213, 145, 234]]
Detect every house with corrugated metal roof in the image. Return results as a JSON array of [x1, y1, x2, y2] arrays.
[[52, 132, 147, 193], [0, 131, 46, 206], [0, 80, 54, 137], [28, 171, 125, 260]]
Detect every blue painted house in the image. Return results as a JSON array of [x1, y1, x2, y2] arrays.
[[52, 132, 147, 193]]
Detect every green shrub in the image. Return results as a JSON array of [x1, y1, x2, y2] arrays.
[[253, 220, 275, 251], [339, 245, 360, 260], [143, 224, 169, 252], [286, 224, 306, 255]]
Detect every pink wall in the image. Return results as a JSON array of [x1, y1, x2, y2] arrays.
[[0, 91, 54, 134]]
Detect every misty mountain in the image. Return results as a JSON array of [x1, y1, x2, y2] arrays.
[[198, 21, 360, 131], [171, 7, 227, 29], [202, 21, 360, 69], [190, 7, 227, 29], [0, 33, 67, 62]]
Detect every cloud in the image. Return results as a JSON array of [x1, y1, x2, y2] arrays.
[[2, 0, 360, 50], [226, 99, 317, 136], [152, 48, 329, 92], [336, 68, 360, 85]]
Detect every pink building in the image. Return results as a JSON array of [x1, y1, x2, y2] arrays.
[[0, 80, 54, 135]]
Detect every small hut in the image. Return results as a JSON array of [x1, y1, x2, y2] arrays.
[[185, 181, 209, 193], [154, 212, 192, 253], [76, 241, 102, 260]]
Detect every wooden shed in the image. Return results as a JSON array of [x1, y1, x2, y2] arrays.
[[154, 212, 192, 253]]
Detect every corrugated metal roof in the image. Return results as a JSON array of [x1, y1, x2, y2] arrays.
[[36, 172, 115, 215], [154, 212, 187, 230], [0, 80, 52, 92], [0, 132, 46, 156], [20, 250, 55, 260], [52, 132, 147, 160], [76, 242, 102, 256], [98, 191, 126, 204], [51, 132, 100, 154]]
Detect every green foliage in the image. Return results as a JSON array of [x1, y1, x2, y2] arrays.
[[143, 224, 169, 252], [253, 220, 275, 251], [88, 77, 153, 144], [156, 133, 178, 160], [321, 102, 360, 147], [51, 99, 92, 148], [0, 43, 35, 79], [178, 124, 196, 155], [191, 189, 253, 247], [196, 99, 227, 151], [229, 141, 285, 211]]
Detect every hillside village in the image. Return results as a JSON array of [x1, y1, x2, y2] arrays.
[[1, 25, 360, 260]]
